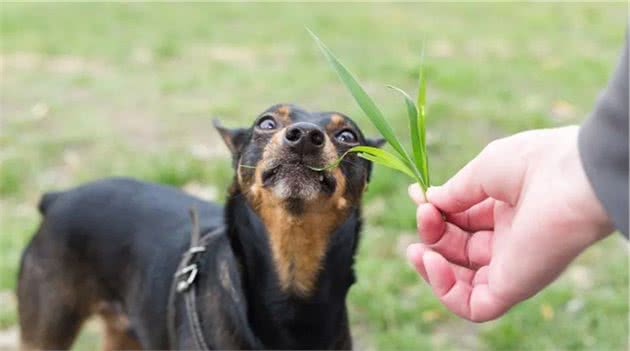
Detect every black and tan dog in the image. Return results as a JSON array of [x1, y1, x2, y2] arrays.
[[17, 104, 384, 350]]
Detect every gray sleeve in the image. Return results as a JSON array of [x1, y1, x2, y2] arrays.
[[578, 36, 629, 237]]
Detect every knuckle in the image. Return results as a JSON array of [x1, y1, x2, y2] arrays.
[[450, 191, 469, 210]]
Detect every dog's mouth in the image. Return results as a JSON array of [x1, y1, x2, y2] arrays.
[[261, 162, 336, 200]]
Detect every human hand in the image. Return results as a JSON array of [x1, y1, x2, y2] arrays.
[[407, 126, 613, 322]]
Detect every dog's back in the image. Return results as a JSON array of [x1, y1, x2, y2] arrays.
[[18, 177, 224, 350]]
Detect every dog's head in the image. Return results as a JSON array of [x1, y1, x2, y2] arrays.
[[215, 103, 383, 296], [215, 103, 383, 213]]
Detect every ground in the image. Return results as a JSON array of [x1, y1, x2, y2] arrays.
[[0, 3, 628, 350]]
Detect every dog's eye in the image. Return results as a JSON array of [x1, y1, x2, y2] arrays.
[[257, 117, 277, 130], [336, 130, 358, 144]]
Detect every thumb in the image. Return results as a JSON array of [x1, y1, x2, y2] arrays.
[[428, 140, 527, 213]]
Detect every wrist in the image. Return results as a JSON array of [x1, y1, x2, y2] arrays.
[[560, 126, 614, 241]]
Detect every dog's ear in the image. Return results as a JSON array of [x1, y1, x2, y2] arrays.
[[366, 137, 386, 148], [213, 119, 250, 155]]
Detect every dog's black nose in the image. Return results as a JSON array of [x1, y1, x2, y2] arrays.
[[284, 122, 325, 154]]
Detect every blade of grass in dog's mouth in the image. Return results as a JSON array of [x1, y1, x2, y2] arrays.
[[306, 27, 432, 194], [306, 29, 414, 167]]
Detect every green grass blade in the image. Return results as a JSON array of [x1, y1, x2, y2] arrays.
[[417, 49, 427, 116], [359, 153, 417, 180], [352, 146, 418, 181], [386, 85, 426, 185], [306, 145, 421, 183], [307, 28, 414, 168], [306, 148, 355, 171], [416, 51, 430, 188]]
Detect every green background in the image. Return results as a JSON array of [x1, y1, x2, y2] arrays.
[[1, 3, 627, 350]]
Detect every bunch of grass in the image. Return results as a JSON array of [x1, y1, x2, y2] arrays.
[[308, 29, 431, 199]]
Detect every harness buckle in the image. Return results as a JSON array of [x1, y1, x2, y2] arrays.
[[175, 264, 199, 292], [174, 246, 206, 292], [188, 246, 206, 255]]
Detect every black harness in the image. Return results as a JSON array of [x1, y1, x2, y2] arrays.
[[167, 208, 224, 350]]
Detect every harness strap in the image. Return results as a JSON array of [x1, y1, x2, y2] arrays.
[[167, 207, 224, 350]]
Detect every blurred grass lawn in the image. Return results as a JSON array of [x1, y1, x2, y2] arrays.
[[1, 3, 628, 350]]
